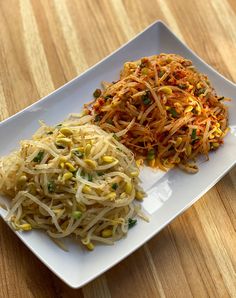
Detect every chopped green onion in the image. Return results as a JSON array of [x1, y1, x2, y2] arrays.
[[73, 170, 78, 177], [33, 151, 44, 163], [112, 183, 118, 190], [104, 95, 112, 100], [147, 149, 155, 160], [47, 181, 55, 193], [47, 131, 53, 135], [178, 84, 187, 89], [93, 89, 101, 98], [169, 108, 178, 118], [94, 115, 101, 122], [142, 97, 151, 105], [107, 119, 114, 125], [97, 172, 104, 176], [195, 88, 206, 96], [141, 91, 151, 105], [87, 174, 93, 182], [140, 62, 147, 68], [158, 70, 165, 77], [73, 150, 84, 158], [113, 134, 120, 141], [191, 128, 197, 140], [56, 145, 65, 149], [128, 218, 137, 229], [72, 211, 83, 219]]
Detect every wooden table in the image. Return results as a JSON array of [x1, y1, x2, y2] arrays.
[[0, 1, 235, 297]]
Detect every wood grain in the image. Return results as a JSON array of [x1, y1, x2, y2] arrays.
[[0, 0, 235, 297]]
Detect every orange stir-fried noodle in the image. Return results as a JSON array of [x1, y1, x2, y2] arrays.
[[85, 54, 229, 173]]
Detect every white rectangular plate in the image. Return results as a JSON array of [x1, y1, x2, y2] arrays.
[[0, 21, 236, 288]]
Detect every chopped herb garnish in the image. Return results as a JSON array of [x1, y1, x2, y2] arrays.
[[94, 115, 101, 122], [47, 181, 55, 193], [97, 172, 104, 176], [142, 97, 151, 105], [73, 170, 78, 177], [169, 108, 178, 118], [112, 183, 118, 190], [33, 151, 44, 163], [191, 128, 197, 140], [195, 88, 206, 96], [80, 170, 85, 178], [113, 134, 120, 141], [93, 89, 102, 98], [107, 119, 114, 125], [104, 95, 112, 100], [140, 58, 149, 68], [73, 150, 84, 158], [218, 96, 224, 101], [56, 144, 65, 149], [56, 123, 62, 128], [140, 62, 146, 68], [147, 149, 155, 160], [158, 70, 165, 77], [87, 174, 93, 182], [178, 84, 187, 89], [128, 218, 137, 229], [141, 91, 151, 105], [72, 211, 82, 219]]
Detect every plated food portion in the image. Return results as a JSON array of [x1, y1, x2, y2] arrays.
[[0, 53, 230, 250], [0, 117, 146, 250], [86, 54, 229, 172]]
